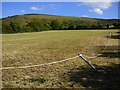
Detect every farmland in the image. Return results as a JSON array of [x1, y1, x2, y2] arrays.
[[2, 30, 119, 89]]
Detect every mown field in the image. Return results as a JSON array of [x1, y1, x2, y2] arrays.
[[2, 30, 119, 89]]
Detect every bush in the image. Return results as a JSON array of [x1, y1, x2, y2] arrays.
[[50, 19, 62, 30], [2, 22, 13, 33], [27, 19, 49, 32], [9, 22, 22, 33]]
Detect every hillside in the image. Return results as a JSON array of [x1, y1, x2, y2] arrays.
[[2, 14, 120, 33]]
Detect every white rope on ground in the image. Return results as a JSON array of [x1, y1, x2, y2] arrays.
[[83, 33, 111, 59], [1, 55, 79, 70], [84, 39, 111, 59], [1, 32, 112, 70]]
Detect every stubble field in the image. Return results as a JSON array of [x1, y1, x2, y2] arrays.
[[2, 30, 119, 89]]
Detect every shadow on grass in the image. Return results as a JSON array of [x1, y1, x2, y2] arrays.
[[105, 33, 120, 39], [64, 64, 120, 89], [110, 35, 120, 39], [100, 52, 120, 58], [116, 32, 120, 34], [96, 46, 120, 58]]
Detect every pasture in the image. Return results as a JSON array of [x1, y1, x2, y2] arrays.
[[2, 30, 119, 89]]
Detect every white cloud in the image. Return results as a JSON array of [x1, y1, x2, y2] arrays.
[[84, 2, 112, 9], [21, 10, 25, 13], [81, 15, 89, 17], [78, 4, 81, 6], [75, 3, 81, 7], [31, 6, 39, 10], [48, 4, 56, 7], [82, 0, 113, 14], [48, 4, 60, 9], [2, 0, 119, 2], [81, 0, 113, 2], [30, 6, 43, 11], [89, 8, 103, 15]]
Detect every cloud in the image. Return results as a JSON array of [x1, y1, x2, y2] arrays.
[[81, 0, 113, 2], [82, 0, 112, 14], [48, 4, 60, 9], [31, 6, 40, 10], [74, 3, 81, 6], [78, 4, 81, 6], [2, 0, 119, 2], [30, 6, 43, 11], [48, 4, 56, 7], [81, 15, 89, 17], [21, 10, 25, 13], [89, 8, 103, 15], [84, 2, 112, 9]]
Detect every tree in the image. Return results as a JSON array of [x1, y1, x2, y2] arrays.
[[27, 19, 48, 32], [75, 25, 82, 29], [9, 22, 22, 33], [68, 25, 75, 30], [97, 23, 103, 29], [2, 22, 13, 33], [113, 22, 120, 29], [50, 19, 61, 30], [106, 24, 109, 29], [21, 25, 33, 32]]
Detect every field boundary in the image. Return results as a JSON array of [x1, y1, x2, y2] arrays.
[[1, 33, 111, 70]]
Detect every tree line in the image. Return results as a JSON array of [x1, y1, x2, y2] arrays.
[[2, 18, 120, 33]]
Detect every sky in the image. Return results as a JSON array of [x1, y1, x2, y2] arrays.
[[1, 2, 119, 19]]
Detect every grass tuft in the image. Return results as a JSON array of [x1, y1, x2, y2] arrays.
[[31, 77, 48, 83]]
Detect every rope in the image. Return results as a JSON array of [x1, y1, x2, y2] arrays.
[[1, 32, 112, 70], [84, 38, 111, 59], [1, 55, 79, 70], [83, 33, 111, 59]]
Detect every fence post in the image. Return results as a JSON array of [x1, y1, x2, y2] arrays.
[[78, 54, 96, 70], [109, 32, 112, 38]]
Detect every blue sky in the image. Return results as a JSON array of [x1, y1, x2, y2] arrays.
[[2, 2, 118, 19]]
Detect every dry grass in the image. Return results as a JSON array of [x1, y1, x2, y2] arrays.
[[2, 30, 119, 89]]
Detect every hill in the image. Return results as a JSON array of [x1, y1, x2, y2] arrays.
[[2, 14, 120, 33]]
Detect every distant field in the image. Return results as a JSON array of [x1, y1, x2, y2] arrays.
[[2, 30, 119, 89]]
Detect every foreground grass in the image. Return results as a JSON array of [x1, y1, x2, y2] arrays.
[[2, 30, 119, 89]]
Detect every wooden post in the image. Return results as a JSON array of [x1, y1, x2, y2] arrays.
[[109, 32, 112, 38], [78, 54, 96, 70]]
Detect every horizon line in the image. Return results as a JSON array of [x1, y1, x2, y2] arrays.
[[1, 13, 119, 20]]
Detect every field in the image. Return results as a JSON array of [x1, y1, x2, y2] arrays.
[[2, 30, 119, 89]]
